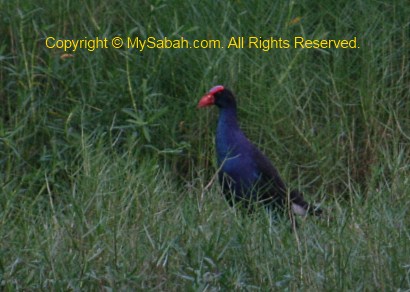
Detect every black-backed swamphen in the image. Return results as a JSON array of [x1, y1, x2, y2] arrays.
[[198, 85, 322, 224]]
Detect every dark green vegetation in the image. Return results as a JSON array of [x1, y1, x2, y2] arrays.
[[1, 0, 409, 290]]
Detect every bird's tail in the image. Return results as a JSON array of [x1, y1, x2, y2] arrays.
[[289, 190, 322, 216]]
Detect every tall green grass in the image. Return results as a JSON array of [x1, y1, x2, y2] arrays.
[[1, 0, 409, 290]]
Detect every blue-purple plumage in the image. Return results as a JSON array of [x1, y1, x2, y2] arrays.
[[198, 85, 321, 218]]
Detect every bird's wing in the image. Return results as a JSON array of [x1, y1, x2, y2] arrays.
[[250, 145, 321, 215], [249, 144, 288, 205]]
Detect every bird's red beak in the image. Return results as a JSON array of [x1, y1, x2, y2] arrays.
[[197, 94, 215, 108]]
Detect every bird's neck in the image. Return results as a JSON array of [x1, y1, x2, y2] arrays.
[[216, 107, 241, 163], [217, 107, 239, 132]]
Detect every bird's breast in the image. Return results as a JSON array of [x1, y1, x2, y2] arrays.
[[215, 117, 260, 188], [217, 145, 260, 186]]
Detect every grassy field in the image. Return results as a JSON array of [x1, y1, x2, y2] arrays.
[[1, 0, 409, 290]]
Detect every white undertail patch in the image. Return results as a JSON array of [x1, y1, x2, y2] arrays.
[[292, 203, 307, 216]]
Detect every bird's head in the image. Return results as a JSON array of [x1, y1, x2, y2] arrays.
[[197, 85, 237, 109]]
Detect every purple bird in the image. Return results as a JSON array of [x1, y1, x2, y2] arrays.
[[198, 85, 321, 223]]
